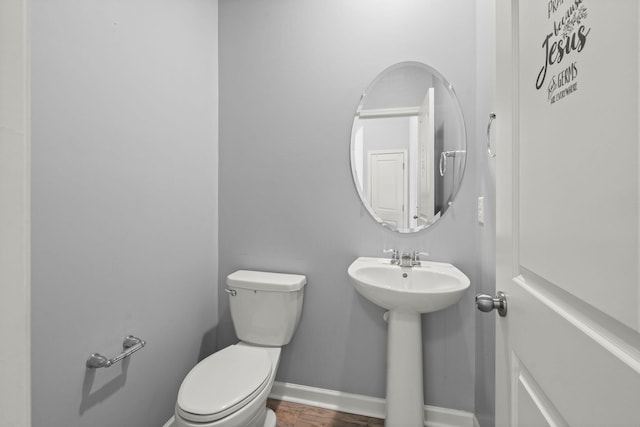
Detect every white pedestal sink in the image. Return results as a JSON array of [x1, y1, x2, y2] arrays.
[[347, 257, 470, 426]]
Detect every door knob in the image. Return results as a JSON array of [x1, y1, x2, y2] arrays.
[[475, 291, 507, 317]]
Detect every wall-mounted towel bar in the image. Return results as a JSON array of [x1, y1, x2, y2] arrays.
[[487, 112, 496, 158], [86, 335, 146, 369], [439, 150, 466, 177]]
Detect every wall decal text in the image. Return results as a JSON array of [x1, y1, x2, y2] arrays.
[[536, 0, 591, 104]]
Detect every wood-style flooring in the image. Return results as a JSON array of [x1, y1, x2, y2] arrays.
[[266, 399, 384, 427]]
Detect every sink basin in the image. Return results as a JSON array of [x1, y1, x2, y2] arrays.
[[348, 257, 470, 313], [348, 256, 470, 425]]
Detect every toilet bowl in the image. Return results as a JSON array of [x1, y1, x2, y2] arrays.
[[174, 343, 281, 427], [173, 270, 306, 427]]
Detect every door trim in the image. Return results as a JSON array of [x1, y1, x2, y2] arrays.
[[0, 0, 31, 425], [494, 0, 518, 424], [515, 272, 640, 374]]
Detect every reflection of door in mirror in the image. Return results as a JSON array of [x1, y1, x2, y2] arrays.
[[367, 150, 407, 229], [359, 116, 413, 229], [357, 110, 435, 231], [416, 88, 435, 227]]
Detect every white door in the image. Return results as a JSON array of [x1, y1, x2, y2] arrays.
[[495, 1, 640, 426], [416, 88, 435, 226], [368, 150, 407, 229]]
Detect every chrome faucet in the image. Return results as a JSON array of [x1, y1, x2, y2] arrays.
[[401, 251, 430, 267], [400, 252, 413, 267], [385, 249, 429, 267]]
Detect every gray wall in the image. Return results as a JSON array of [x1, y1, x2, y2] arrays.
[[31, 1, 219, 426], [219, 0, 482, 412]]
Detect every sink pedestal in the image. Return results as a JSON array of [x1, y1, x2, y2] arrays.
[[386, 310, 424, 426], [347, 257, 470, 427]]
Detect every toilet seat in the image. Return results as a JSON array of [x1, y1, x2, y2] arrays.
[[176, 345, 272, 423]]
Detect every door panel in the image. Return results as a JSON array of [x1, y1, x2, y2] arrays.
[[515, 361, 567, 427], [510, 275, 640, 425], [368, 150, 407, 228], [495, 0, 640, 425]]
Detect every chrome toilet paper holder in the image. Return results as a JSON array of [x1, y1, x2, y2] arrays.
[[86, 335, 146, 369]]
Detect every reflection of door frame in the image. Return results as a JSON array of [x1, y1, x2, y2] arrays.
[[367, 149, 408, 230], [359, 107, 421, 119], [359, 105, 435, 231], [416, 87, 435, 226]]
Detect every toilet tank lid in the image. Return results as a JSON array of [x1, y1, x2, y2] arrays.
[[227, 270, 306, 291]]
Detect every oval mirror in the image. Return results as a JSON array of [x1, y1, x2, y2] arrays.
[[350, 62, 467, 233]]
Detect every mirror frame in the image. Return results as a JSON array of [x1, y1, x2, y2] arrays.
[[349, 61, 467, 233]]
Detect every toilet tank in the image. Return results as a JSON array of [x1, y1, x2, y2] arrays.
[[226, 270, 306, 346]]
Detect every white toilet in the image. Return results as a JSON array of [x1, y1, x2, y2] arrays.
[[173, 270, 306, 427]]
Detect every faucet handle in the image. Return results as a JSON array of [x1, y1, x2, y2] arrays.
[[412, 251, 430, 265], [383, 248, 400, 263]]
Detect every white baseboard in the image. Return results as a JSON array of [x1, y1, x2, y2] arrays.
[[162, 381, 479, 427], [270, 381, 479, 427]]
